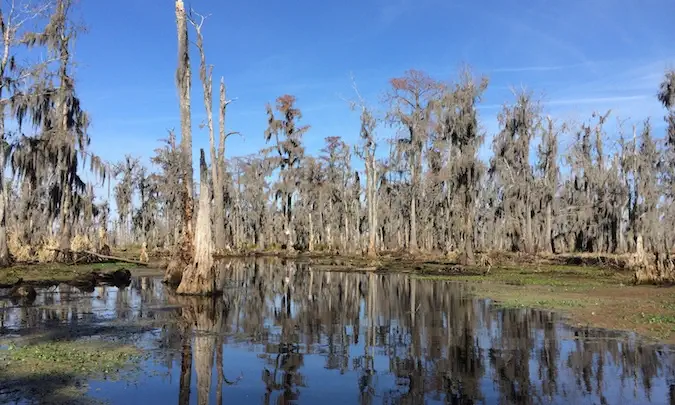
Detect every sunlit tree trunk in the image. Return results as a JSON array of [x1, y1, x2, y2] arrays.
[[177, 150, 216, 295], [176, 0, 194, 261]]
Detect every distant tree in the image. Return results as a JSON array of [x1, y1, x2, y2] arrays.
[[385, 69, 443, 252], [264, 94, 309, 252], [435, 69, 488, 264], [491, 91, 539, 253], [113, 155, 140, 244], [348, 79, 379, 256], [536, 117, 562, 253]]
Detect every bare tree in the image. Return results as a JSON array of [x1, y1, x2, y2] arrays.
[[175, 0, 193, 263], [177, 149, 216, 295], [348, 79, 378, 257], [188, 11, 237, 254]]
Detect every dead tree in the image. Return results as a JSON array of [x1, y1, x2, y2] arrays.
[[165, 0, 194, 285], [177, 150, 217, 295], [188, 12, 237, 254], [175, 0, 194, 259]]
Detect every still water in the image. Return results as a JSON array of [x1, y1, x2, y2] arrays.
[[1, 258, 674, 404]]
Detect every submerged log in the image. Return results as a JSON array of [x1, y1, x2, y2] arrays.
[[72, 268, 133, 289], [8, 279, 37, 300]]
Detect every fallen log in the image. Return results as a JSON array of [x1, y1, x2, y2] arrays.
[[48, 248, 148, 266], [81, 250, 148, 266]]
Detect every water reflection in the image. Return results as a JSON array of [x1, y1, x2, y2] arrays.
[[1, 258, 675, 405]]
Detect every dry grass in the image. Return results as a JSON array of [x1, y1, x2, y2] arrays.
[[7, 231, 32, 262], [70, 234, 92, 252]]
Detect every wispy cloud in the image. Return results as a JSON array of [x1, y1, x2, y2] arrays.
[[548, 95, 649, 107], [489, 63, 592, 73], [376, 0, 413, 28]]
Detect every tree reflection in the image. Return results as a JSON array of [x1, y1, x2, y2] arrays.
[[2, 257, 674, 405]]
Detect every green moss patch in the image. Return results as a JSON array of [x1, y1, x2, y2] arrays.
[[0, 339, 142, 404]]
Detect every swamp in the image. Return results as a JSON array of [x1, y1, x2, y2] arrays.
[[0, 0, 674, 403]]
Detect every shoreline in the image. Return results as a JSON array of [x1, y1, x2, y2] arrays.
[[1, 251, 673, 344]]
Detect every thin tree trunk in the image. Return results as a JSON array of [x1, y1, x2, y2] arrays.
[[545, 200, 553, 254], [410, 192, 418, 251], [286, 192, 294, 252], [214, 79, 229, 252], [308, 211, 314, 251], [0, 171, 8, 267], [367, 163, 377, 256], [0, 19, 11, 267]]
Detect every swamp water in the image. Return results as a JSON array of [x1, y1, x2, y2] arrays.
[[1, 258, 674, 405]]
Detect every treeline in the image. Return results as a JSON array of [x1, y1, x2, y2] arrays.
[[1, 1, 674, 285], [111, 66, 675, 284]]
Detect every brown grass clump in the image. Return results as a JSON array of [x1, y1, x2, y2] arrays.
[[70, 234, 93, 252], [139, 242, 149, 263], [35, 236, 58, 263], [7, 231, 32, 262]]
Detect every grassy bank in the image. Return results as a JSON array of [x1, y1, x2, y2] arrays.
[[409, 263, 675, 344], [0, 262, 142, 285]]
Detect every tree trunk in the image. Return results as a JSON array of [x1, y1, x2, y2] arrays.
[[177, 150, 217, 295], [525, 194, 534, 253], [166, 0, 194, 286], [0, 24, 10, 267], [176, 0, 193, 200], [308, 211, 314, 251], [343, 214, 349, 253], [545, 200, 553, 254], [463, 207, 475, 265], [367, 162, 377, 257], [213, 79, 228, 253], [410, 192, 418, 251], [193, 20, 226, 256], [0, 117, 9, 267], [285, 192, 294, 252]]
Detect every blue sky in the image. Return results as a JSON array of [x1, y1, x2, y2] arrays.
[[72, 0, 674, 198]]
